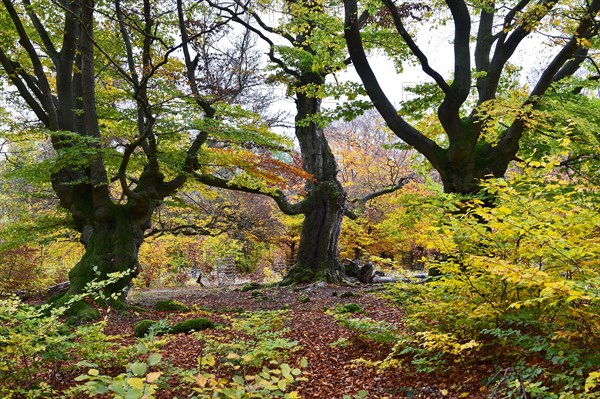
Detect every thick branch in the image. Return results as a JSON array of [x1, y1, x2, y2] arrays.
[[381, 0, 449, 93], [177, 0, 217, 117], [23, 0, 59, 65], [475, 4, 495, 98], [481, 0, 555, 102], [79, 0, 110, 202], [0, 49, 49, 125], [495, 0, 600, 160], [1, 0, 58, 128], [530, 0, 600, 100], [355, 174, 415, 207], [115, 0, 140, 86], [436, 0, 471, 139], [344, 174, 415, 220], [343, 0, 443, 170], [145, 224, 222, 238], [445, 0, 471, 103], [193, 172, 308, 216], [552, 47, 590, 83]]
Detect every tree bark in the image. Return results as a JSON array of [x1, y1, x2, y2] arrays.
[[281, 87, 349, 285], [65, 205, 146, 300], [282, 181, 347, 284], [0, 0, 192, 317]]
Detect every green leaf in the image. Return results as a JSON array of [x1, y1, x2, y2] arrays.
[[147, 353, 162, 366], [232, 375, 246, 385], [136, 342, 148, 355], [278, 379, 288, 391], [280, 363, 291, 376], [92, 383, 109, 394], [130, 362, 147, 376]]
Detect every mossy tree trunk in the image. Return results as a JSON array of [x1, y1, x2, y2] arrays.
[[0, 1, 193, 316], [282, 181, 347, 284], [65, 204, 149, 301], [192, 2, 357, 285], [281, 79, 349, 285]]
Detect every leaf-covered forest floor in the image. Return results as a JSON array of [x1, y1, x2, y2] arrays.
[[50, 284, 493, 399]]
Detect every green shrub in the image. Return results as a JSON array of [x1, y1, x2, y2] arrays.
[[197, 310, 299, 369], [171, 318, 214, 334], [187, 360, 307, 398], [74, 321, 121, 366], [338, 303, 364, 314], [382, 158, 600, 395], [148, 319, 173, 336], [74, 341, 163, 399], [0, 297, 75, 398], [333, 314, 399, 345], [154, 299, 189, 312]]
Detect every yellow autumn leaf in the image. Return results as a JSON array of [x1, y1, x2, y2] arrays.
[[585, 371, 600, 392], [127, 377, 145, 390], [497, 205, 512, 215], [201, 355, 216, 367], [196, 373, 208, 387], [146, 371, 162, 383], [88, 369, 99, 376]]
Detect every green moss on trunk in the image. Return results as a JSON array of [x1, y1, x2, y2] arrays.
[[65, 205, 144, 306], [281, 182, 350, 285]]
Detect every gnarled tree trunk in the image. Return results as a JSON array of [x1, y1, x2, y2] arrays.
[[343, 0, 600, 196], [281, 86, 349, 285], [0, 0, 191, 318], [283, 181, 347, 284], [65, 205, 147, 299]]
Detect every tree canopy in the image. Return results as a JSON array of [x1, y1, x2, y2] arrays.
[[344, 0, 600, 193]]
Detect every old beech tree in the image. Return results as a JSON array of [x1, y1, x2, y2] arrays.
[[344, 0, 600, 193], [0, 0, 296, 307], [202, 0, 415, 284]]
